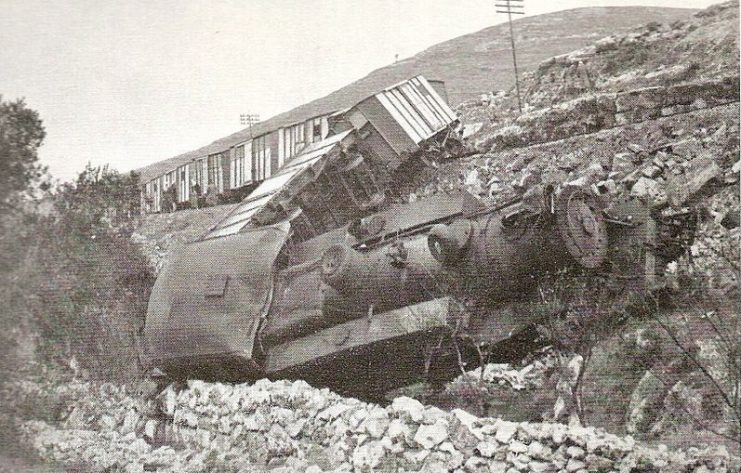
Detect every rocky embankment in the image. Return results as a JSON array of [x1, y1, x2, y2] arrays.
[[9, 377, 738, 473]]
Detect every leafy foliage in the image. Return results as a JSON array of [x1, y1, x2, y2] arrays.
[[29, 165, 153, 379], [53, 164, 142, 236], [1, 137, 153, 380], [0, 97, 47, 211]]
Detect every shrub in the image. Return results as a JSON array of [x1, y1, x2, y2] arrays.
[[2, 164, 154, 382], [29, 165, 154, 380]]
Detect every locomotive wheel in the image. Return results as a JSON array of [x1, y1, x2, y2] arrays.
[[555, 186, 608, 269], [427, 220, 473, 265], [320, 244, 356, 287]]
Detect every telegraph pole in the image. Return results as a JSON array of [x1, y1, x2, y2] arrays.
[[495, 0, 524, 113], [240, 113, 260, 138]]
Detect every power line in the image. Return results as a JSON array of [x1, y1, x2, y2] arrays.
[[240, 113, 261, 138], [494, 0, 524, 113]]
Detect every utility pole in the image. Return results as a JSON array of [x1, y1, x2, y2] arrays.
[[240, 113, 260, 138], [495, 0, 524, 113]]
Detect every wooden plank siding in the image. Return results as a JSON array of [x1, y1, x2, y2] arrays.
[[138, 76, 456, 214]]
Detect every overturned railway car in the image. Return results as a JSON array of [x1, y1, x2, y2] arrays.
[[139, 76, 456, 214], [143, 76, 666, 396]]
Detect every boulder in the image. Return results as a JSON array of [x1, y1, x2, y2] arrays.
[[566, 457, 587, 472], [509, 440, 528, 454], [630, 177, 666, 205], [449, 412, 483, 451], [351, 440, 387, 471], [475, 441, 498, 458], [387, 418, 413, 444], [666, 156, 721, 207], [362, 408, 389, 439], [494, 420, 518, 444], [413, 420, 449, 449], [626, 371, 666, 434], [566, 446, 585, 459], [527, 441, 552, 461], [390, 396, 426, 423]]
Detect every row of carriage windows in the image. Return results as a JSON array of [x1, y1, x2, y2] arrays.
[[282, 119, 324, 161], [146, 117, 325, 211]]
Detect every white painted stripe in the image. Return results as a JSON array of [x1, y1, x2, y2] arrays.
[[376, 92, 423, 143], [387, 89, 430, 140], [410, 77, 449, 128], [418, 76, 457, 123], [402, 82, 444, 131]]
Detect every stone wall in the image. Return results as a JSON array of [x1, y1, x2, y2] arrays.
[[482, 76, 739, 152], [11, 378, 738, 473]]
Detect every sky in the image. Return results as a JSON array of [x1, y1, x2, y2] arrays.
[[0, 0, 714, 184]]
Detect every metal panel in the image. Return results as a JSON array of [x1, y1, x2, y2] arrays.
[[264, 297, 451, 374], [278, 128, 285, 166], [214, 194, 274, 229], [202, 131, 354, 240], [375, 93, 424, 144], [360, 96, 419, 155], [406, 80, 447, 130], [399, 83, 443, 131], [145, 224, 290, 370], [410, 77, 450, 126], [387, 89, 430, 141], [204, 219, 254, 239], [177, 165, 189, 203], [320, 116, 329, 139], [417, 76, 457, 123], [369, 74, 458, 148]]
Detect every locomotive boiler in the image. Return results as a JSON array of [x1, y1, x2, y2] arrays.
[[144, 182, 658, 395], [143, 75, 666, 395]]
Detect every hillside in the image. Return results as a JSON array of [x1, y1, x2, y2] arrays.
[[136, 6, 695, 183], [297, 6, 696, 107], [132, 0, 740, 448], [395, 0, 739, 452], [6, 2, 738, 471]]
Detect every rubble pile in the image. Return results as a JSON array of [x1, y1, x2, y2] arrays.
[[461, 1, 738, 153], [409, 104, 739, 216], [454, 349, 561, 393], [526, 1, 739, 109], [477, 75, 739, 152], [11, 377, 738, 473]]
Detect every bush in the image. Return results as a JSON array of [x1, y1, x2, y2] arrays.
[[2, 164, 154, 382], [33, 166, 153, 380]]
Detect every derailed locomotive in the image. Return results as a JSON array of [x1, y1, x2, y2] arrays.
[[144, 76, 669, 395]]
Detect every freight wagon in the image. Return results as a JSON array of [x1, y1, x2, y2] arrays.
[[138, 77, 451, 214]]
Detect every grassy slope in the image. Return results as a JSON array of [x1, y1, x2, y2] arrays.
[[137, 6, 695, 182], [435, 1, 739, 449]]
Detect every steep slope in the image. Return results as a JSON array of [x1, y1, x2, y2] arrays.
[[302, 6, 697, 107], [398, 0, 739, 449], [136, 6, 695, 181]]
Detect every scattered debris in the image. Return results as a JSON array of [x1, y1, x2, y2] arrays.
[[9, 377, 738, 473]]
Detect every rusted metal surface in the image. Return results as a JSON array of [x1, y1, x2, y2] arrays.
[[145, 178, 665, 391], [320, 236, 444, 314], [144, 223, 290, 378], [425, 186, 609, 299], [143, 74, 675, 392], [555, 185, 609, 269], [264, 297, 452, 375], [202, 130, 356, 240]]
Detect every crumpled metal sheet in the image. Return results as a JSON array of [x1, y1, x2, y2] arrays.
[[144, 223, 289, 371]]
